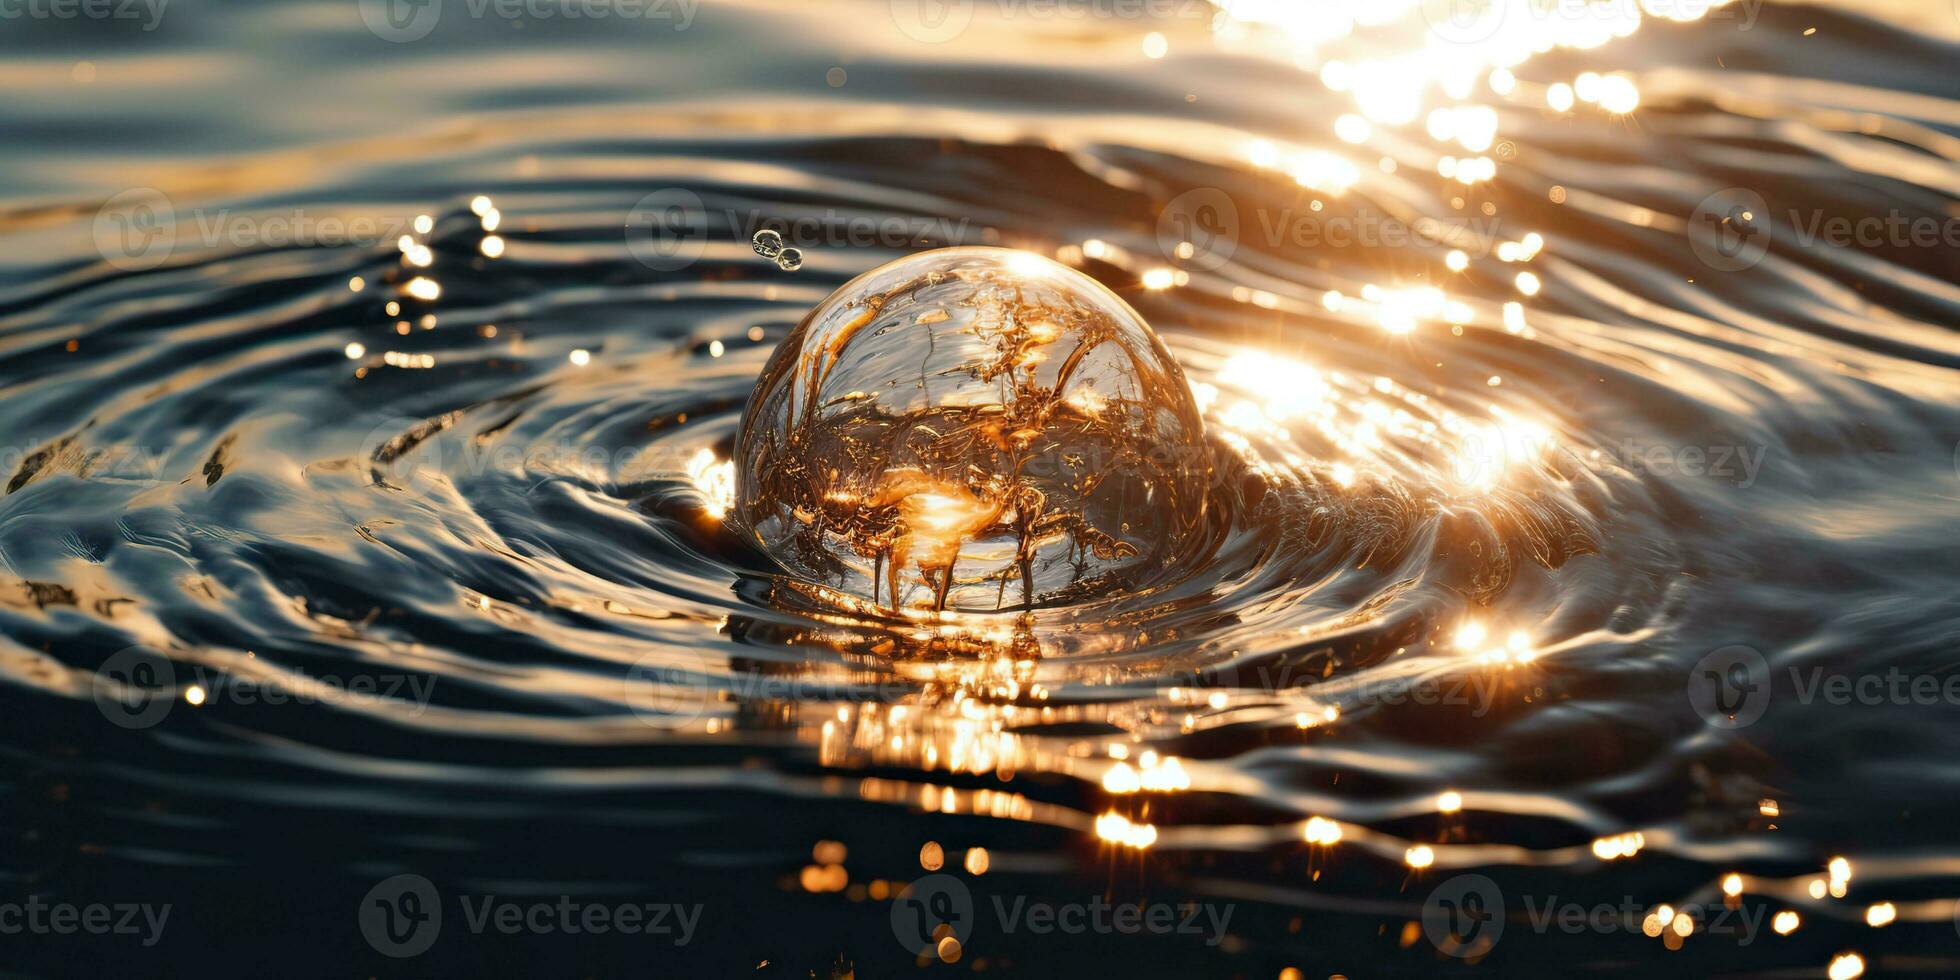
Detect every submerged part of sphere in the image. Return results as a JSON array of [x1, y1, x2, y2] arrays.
[[734, 247, 1211, 613]]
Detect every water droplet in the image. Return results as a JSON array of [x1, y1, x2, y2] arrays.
[[775, 247, 803, 271], [733, 247, 1210, 613], [752, 229, 784, 259]]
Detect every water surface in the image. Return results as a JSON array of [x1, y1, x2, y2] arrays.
[[3, 0, 1959, 975]]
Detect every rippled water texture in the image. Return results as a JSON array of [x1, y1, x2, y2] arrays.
[[3, 0, 1959, 975]]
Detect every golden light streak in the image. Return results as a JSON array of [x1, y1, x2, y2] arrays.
[[1505, 631, 1533, 659], [1138, 754, 1190, 792], [1102, 761, 1142, 794], [382, 351, 436, 369], [1296, 705, 1339, 728], [686, 448, 736, 519], [1828, 953, 1865, 980], [1591, 831, 1645, 860], [1095, 812, 1158, 849], [1303, 816, 1343, 845]]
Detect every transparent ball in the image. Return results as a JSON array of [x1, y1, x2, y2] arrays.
[[734, 247, 1211, 613]]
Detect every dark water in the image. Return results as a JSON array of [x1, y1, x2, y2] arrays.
[[3, 0, 1959, 975]]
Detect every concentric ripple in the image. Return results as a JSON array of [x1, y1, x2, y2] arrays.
[[2, 0, 1958, 974]]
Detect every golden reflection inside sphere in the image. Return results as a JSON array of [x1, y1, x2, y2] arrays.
[[734, 247, 1210, 613]]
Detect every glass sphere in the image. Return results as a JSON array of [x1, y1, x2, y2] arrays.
[[733, 247, 1211, 613]]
